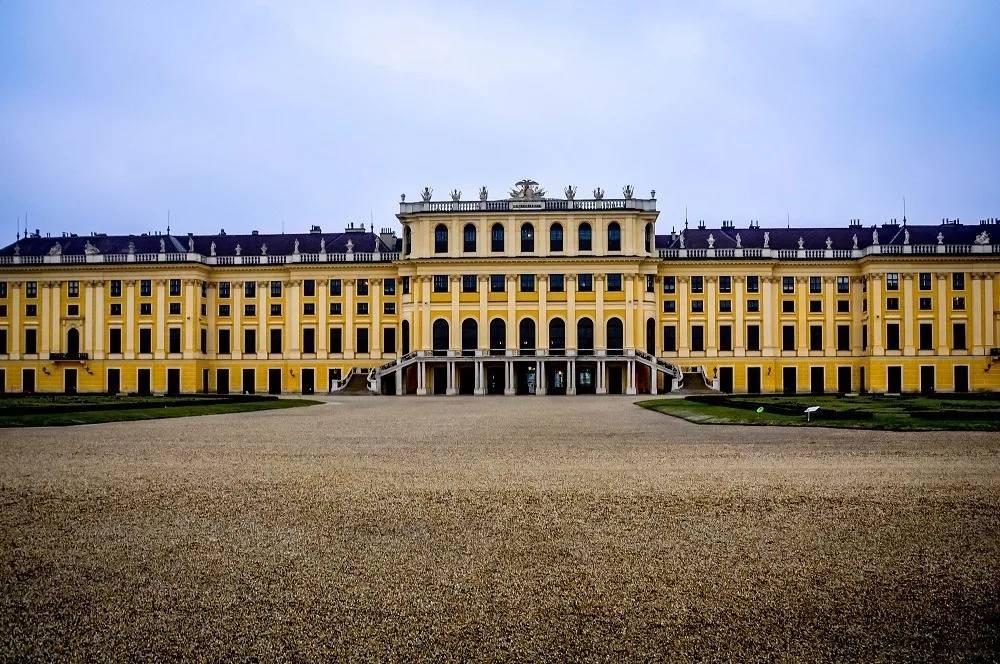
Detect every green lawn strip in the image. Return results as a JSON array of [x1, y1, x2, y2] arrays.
[[636, 398, 1000, 431], [0, 399, 321, 428]]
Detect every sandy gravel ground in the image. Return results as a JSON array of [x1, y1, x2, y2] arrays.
[[1, 396, 998, 662]]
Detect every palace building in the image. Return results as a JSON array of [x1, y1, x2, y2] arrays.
[[1, 180, 998, 396]]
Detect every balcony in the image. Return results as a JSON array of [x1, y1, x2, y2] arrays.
[[49, 352, 89, 361]]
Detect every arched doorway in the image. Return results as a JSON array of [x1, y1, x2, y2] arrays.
[[432, 319, 449, 353], [519, 318, 536, 351], [549, 318, 565, 351], [401, 320, 410, 355], [489, 318, 506, 354], [461, 318, 478, 354], [66, 328, 80, 356], [607, 318, 624, 353], [646, 317, 656, 355], [577, 318, 594, 352]]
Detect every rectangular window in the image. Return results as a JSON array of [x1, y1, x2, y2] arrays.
[[837, 276, 850, 294], [269, 328, 282, 354], [919, 323, 933, 351], [953, 323, 966, 350], [863, 325, 868, 351], [245, 281, 256, 298], [663, 276, 676, 294], [809, 325, 823, 351], [460, 275, 477, 293], [809, 300, 822, 313], [550, 275, 565, 293], [357, 302, 369, 315], [606, 274, 622, 292], [201, 282, 207, 298], [303, 302, 315, 315], [691, 276, 703, 293], [837, 325, 850, 351], [357, 279, 369, 296], [244, 328, 256, 354], [0, 304, 5, 316], [383, 327, 397, 354], [919, 297, 932, 311], [719, 276, 731, 293], [270, 303, 282, 316], [837, 299, 850, 313], [245, 304, 256, 316], [23, 304, 36, 317], [402, 277, 410, 295], [886, 273, 899, 291], [330, 303, 342, 315], [110, 303, 122, 316], [109, 329, 122, 354], [270, 281, 282, 297], [809, 276, 821, 294], [490, 275, 505, 293], [719, 325, 732, 352], [746, 276, 759, 293], [952, 273, 965, 290], [782, 325, 795, 351], [886, 297, 899, 311], [24, 329, 37, 355], [886, 323, 900, 351], [383, 279, 396, 296], [383, 302, 396, 315], [433, 276, 448, 293], [520, 275, 535, 292], [110, 280, 122, 297], [219, 282, 231, 298], [219, 304, 231, 317], [663, 325, 677, 352], [329, 328, 343, 353], [782, 300, 795, 313], [746, 299, 759, 312], [303, 328, 315, 354], [329, 279, 341, 296], [303, 280, 315, 297], [719, 299, 732, 313], [68, 281, 80, 298], [952, 297, 965, 311], [663, 300, 676, 313], [169, 302, 181, 315], [218, 329, 231, 355], [25, 281, 37, 298], [919, 273, 931, 291], [578, 274, 593, 292], [356, 328, 369, 354], [0, 282, 6, 298], [646, 275, 654, 293], [67, 305, 79, 316], [201, 329, 207, 354], [691, 300, 704, 313], [140, 280, 152, 297], [782, 276, 795, 294], [140, 302, 152, 316], [746, 325, 760, 352], [691, 325, 704, 352], [168, 327, 181, 354], [169, 279, 181, 297]]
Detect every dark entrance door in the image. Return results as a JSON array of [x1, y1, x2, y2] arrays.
[[577, 366, 595, 394], [782, 367, 797, 395], [646, 318, 656, 355], [459, 366, 475, 394], [268, 368, 282, 394], [810, 367, 825, 394], [138, 369, 151, 396], [747, 367, 761, 394], [920, 366, 935, 394], [216, 369, 230, 395], [608, 366, 623, 394], [887, 366, 902, 393], [66, 328, 80, 356], [107, 369, 120, 395], [487, 366, 504, 394], [64, 369, 77, 394], [242, 369, 255, 394], [22, 368, 35, 394], [837, 366, 852, 394], [954, 366, 969, 393], [301, 368, 314, 395], [167, 368, 180, 395], [547, 363, 567, 395], [203, 369, 209, 394], [719, 367, 734, 393], [433, 366, 447, 394]]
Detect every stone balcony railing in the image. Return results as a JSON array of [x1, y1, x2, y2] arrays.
[[0, 251, 402, 266], [399, 197, 657, 215], [657, 244, 1000, 260]]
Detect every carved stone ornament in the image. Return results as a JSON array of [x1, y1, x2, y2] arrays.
[[650, 189, 656, 199], [84, 240, 100, 255], [128, 241, 135, 254], [564, 185, 576, 200], [235, 243, 242, 256], [260, 243, 267, 256], [479, 186, 488, 201], [937, 232, 944, 245], [509, 179, 545, 200], [797, 237, 804, 250], [421, 187, 433, 202], [13, 244, 19, 255], [592, 187, 604, 200], [763, 232, 770, 249], [622, 184, 634, 199], [159, 238, 166, 253], [48, 242, 62, 256], [825, 237, 832, 250], [346, 239, 354, 253], [450, 189, 462, 202], [707, 233, 715, 249], [735, 233, 742, 249], [975, 231, 991, 245]]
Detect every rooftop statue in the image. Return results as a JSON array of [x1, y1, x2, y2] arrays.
[[679, 233, 685, 249], [622, 184, 634, 199], [159, 238, 166, 253], [975, 230, 991, 245], [13, 244, 19, 256], [825, 236, 832, 250], [346, 238, 354, 252], [763, 231, 770, 248], [421, 187, 433, 202], [261, 243, 267, 256], [510, 179, 545, 200], [319, 237, 326, 253], [210, 241, 216, 256], [188, 236, 195, 252], [592, 187, 604, 200], [450, 189, 461, 202], [872, 228, 879, 245], [564, 185, 576, 200], [852, 234, 858, 249], [84, 240, 100, 255], [904, 228, 910, 245], [797, 237, 804, 250], [479, 186, 488, 201], [937, 232, 944, 245], [128, 241, 135, 254], [735, 233, 742, 249], [293, 239, 300, 254], [48, 242, 62, 256], [707, 233, 715, 249]]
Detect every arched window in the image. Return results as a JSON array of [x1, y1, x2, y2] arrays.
[[434, 224, 448, 253], [519, 318, 536, 350], [489, 318, 506, 353], [432, 319, 449, 353], [549, 318, 566, 350], [463, 224, 477, 253], [607, 317, 624, 352], [403, 226, 411, 256], [608, 222, 621, 251], [66, 328, 80, 356], [520, 223, 535, 252], [579, 223, 592, 251], [644, 223, 652, 253], [646, 317, 656, 355], [550, 223, 564, 252], [401, 320, 410, 354], [461, 318, 478, 352], [577, 317, 594, 351], [491, 223, 505, 252]]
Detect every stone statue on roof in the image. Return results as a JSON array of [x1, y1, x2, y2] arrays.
[[763, 232, 770, 248], [235, 243, 242, 256], [797, 237, 804, 250], [346, 238, 354, 253], [479, 186, 488, 201], [707, 233, 715, 249], [159, 238, 166, 253], [564, 185, 576, 200], [14, 244, 20, 255], [975, 230, 991, 245], [210, 241, 216, 256], [293, 239, 300, 254], [319, 237, 326, 253], [735, 233, 742, 249], [903, 228, 910, 245], [852, 234, 858, 249], [49, 242, 62, 256], [261, 243, 267, 256], [679, 233, 685, 249], [872, 228, 879, 245], [825, 237, 832, 250], [188, 236, 195, 252], [937, 232, 944, 245], [84, 240, 100, 255], [128, 241, 135, 254], [421, 187, 433, 202]]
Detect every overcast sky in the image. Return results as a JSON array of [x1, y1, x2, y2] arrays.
[[1, 1, 998, 240]]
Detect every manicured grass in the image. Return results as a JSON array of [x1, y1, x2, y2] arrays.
[[0, 398, 321, 428], [638, 395, 1000, 431]]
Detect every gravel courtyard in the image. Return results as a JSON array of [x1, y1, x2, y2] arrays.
[[1, 396, 998, 661]]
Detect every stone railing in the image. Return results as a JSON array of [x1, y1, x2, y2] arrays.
[[656, 244, 1000, 260], [0, 251, 402, 266], [399, 197, 657, 215]]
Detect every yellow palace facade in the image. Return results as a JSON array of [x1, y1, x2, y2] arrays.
[[1, 180, 998, 396]]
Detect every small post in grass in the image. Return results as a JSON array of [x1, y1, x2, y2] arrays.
[[804, 406, 820, 422], [756, 406, 764, 421]]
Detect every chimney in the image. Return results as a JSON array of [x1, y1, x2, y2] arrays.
[[379, 227, 397, 248]]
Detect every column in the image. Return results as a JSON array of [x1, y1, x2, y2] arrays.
[[595, 275, 605, 350], [395, 368, 404, 395], [50, 282, 61, 353], [567, 359, 576, 395], [474, 361, 485, 395], [10, 283, 21, 358], [985, 273, 996, 349], [936, 273, 948, 354], [345, 279, 356, 355], [734, 276, 745, 356], [971, 274, 983, 354], [678, 277, 690, 356], [125, 280, 135, 358], [706, 276, 717, 356], [155, 279, 166, 358], [420, 277, 431, 351], [851, 277, 864, 353], [566, 275, 577, 349], [478, 276, 489, 349], [650, 364, 658, 394], [537, 275, 548, 350], [624, 275, 635, 349], [596, 359, 606, 395], [318, 279, 328, 357], [870, 274, 884, 355], [232, 282, 242, 357], [796, 276, 808, 354], [417, 360, 427, 395], [206, 283, 217, 356], [824, 276, 835, 356], [40, 282, 51, 355], [94, 280, 106, 357], [185, 280, 197, 359], [257, 281, 267, 356], [504, 359, 514, 395], [84, 281, 94, 355], [506, 274, 516, 350], [762, 276, 776, 356], [446, 360, 456, 395], [902, 274, 915, 355], [449, 276, 460, 350], [626, 360, 637, 395], [288, 280, 301, 359], [537, 359, 546, 395], [372, 278, 383, 356]]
